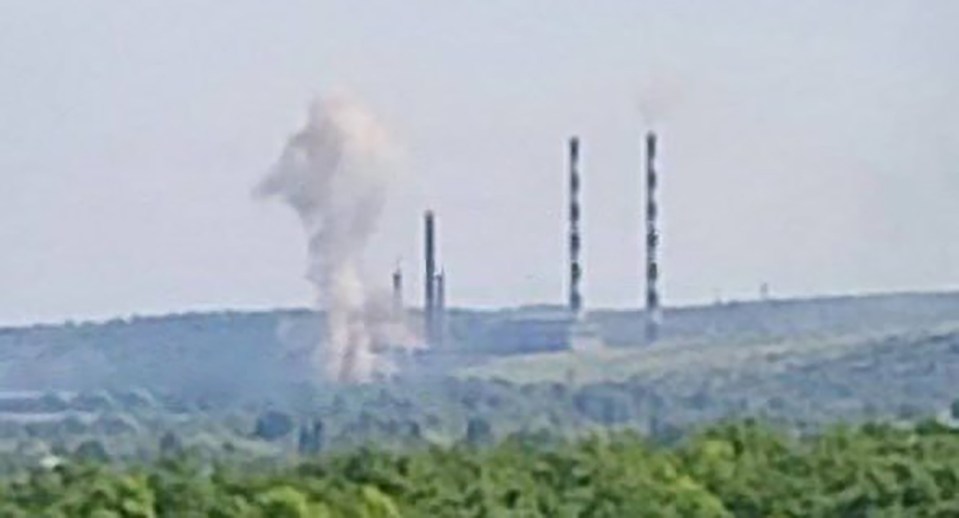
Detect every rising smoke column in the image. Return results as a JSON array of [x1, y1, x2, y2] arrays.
[[256, 93, 398, 383]]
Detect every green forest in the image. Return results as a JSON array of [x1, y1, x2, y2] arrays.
[[3, 420, 959, 517]]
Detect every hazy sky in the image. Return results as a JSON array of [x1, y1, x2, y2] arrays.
[[0, 1, 956, 325]]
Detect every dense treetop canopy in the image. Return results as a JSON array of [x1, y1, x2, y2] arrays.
[[3, 421, 959, 517]]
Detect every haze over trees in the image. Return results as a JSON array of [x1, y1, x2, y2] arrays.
[[0, 292, 958, 514]]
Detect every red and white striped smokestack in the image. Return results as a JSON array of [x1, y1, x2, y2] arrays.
[[645, 131, 662, 342], [568, 137, 583, 317]]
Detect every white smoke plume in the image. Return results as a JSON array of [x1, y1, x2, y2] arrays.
[[636, 71, 687, 128], [256, 93, 413, 382]]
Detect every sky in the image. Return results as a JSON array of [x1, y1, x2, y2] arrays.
[[0, 1, 956, 326]]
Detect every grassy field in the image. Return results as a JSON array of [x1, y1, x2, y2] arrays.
[[459, 320, 959, 385]]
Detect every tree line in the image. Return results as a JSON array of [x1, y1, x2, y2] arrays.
[[3, 420, 959, 516]]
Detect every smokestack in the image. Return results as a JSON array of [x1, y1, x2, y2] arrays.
[[568, 137, 583, 317], [435, 269, 446, 347], [392, 264, 403, 318], [645, 131, 662, 342], [424, 210, 436, 345]]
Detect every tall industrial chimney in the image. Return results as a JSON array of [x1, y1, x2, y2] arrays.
[[392, 264, 403, 318], [568, 137, 583, 317], [424, 210, 436, 345], [435, 269, 446, 347], [644, 131, 662, 342]]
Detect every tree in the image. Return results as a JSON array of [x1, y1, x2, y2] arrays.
[[297, 420, 324, 455], [254, 410, 294, 441], [158, 431, 184, 458], [255, 486, 311, 518], [74, 440, 111, 463], [465, 417, 493, 447]]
